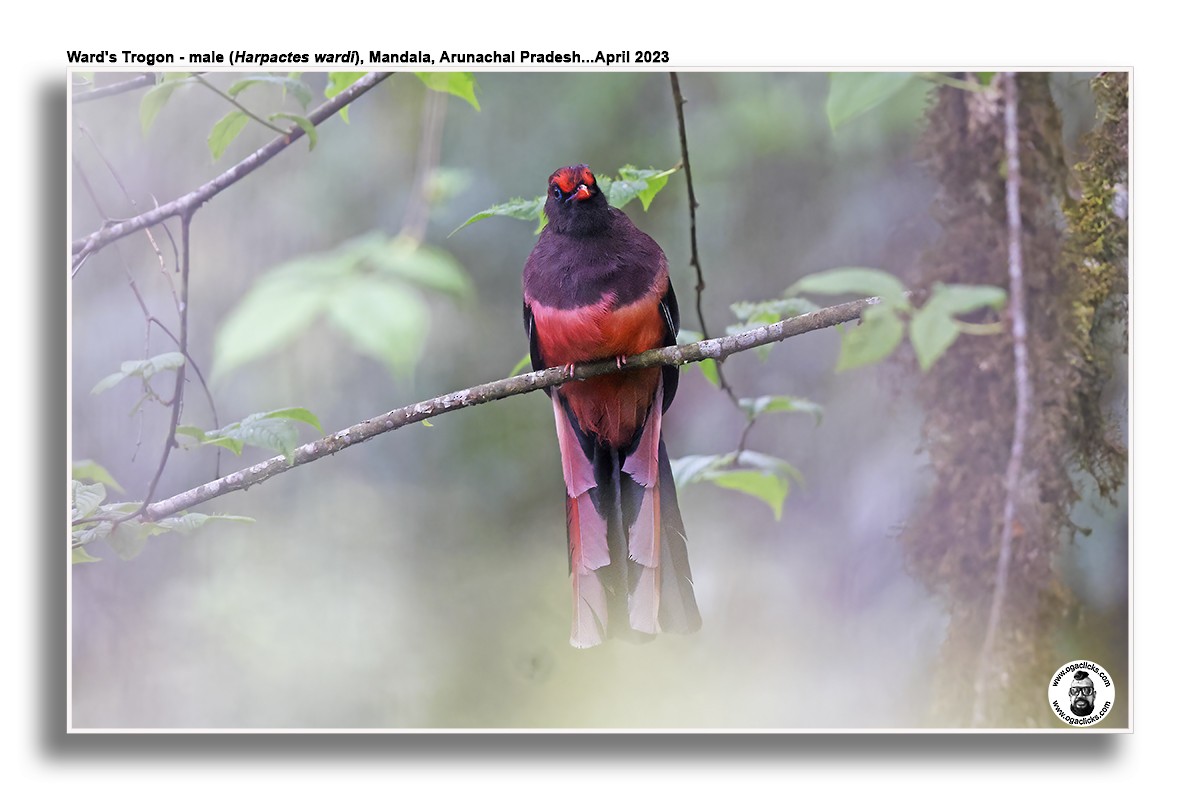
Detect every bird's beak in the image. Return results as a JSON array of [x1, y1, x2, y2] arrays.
[[568, 184, 592, 202]]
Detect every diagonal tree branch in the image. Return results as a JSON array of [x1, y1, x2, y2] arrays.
[[71, 71, 392, 269], [138, 296, 877, 521], [72, 72, 157, 104]]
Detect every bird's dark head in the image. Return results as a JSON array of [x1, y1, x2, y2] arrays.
[[544, 164, 610, 236]]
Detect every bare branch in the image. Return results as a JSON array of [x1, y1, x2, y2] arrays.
[[72, 72, 156, 104], [193, 74, 290, 135], [140, 296, 876, 521], [138, 212, 194, 521], [669, 73, 739, 408], [71, 72, 392, 268], [973, 72, 1032, 726]]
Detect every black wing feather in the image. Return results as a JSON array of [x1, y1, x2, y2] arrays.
[[659, 280, 681, 413]]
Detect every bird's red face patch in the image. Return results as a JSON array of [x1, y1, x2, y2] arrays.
[[550, 165, 597, 197]]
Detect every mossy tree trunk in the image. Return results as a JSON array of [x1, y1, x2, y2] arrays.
[[904, 73, 1128, 727]]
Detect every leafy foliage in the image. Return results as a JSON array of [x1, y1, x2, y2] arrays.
[[739, 395, 823, 425], [213, 234, 471, 381], [91, 352, 184, 394], [414, 72, 480, 110], [453, 165, 677, 236], [597, 165, 678, 211], [72, 508, 254, 564], [909, 283, 1007, 371], [673, 450, 803, 521], [826, 73, 917, 131], [786, 266, 1006, 372], [726, 297, 820, 362], [835, 304, 906, 372], [72, 460, 124, 493], [139, 73, 192, 134], [208, 110, 250, 160], [229, 74, 312, 109], [826, 72, 995, 132], [509, 354, 532, 377], [450, 197, 546, 237], [178, 407, 322, 464], [325, 72, 367, 121], [787, 267, 910, 309], [675, 329, 719, 386]]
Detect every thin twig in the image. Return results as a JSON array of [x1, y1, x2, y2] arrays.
[[72, 72, 156, 104], [972, 72, 1031, 727], [193, 74, 290, 135], [400, 89, 447, 242], [71, 72, 392, 268], [669, 73, 739, 408], [114, 296, 875, 522], [137, 211, 194, 520]]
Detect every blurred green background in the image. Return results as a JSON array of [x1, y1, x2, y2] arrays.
[[69, 71, 1127, 728]]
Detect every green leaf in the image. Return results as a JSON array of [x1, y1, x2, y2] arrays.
[[139, 75, 190, 134], [509, 353, 532, 377], [977, 72, 997, 86], [836, 304, 905, 371], [212, 267, 333, 380], [599, 165, 677, 211], [326, 276, 430, 377], [270, 112, 318, 150], [208, 110, 249, 161], [175, 424, 209, 440], [215, 233, 467, 379], [786, 267, 909, 309], [675, 329, 721, 383], [71, 481, 106, 521], [672, 450, 800, 521], [730, 297, 820, 324], [369, 238, 472, 298], [157, 513, 255, 533], [909, 307, 957, 372], [670, 453, 733, 487], [739, 395, 824, 424], [91, 351, 185, 394], [909, 283, 1008, 370], [106, 520, 165, 560], [924, 283, 1008, 316], [176, 425, 244, 455], [413, 72, 480, 110], [229, 418, 298, 462], [697, 359, 720, 386], [181, 409, 318, 460], [260, 406, 323, 433], [229, 74, 312, 108], [710, 470, 790, 521], [826, 73, 916, 131], [72, 547, 101, 564], [72, 460, 124, 493], [734, 450, 805, 484], [918, 72, 991, 94], [95, 513, 251, 561], [450, 197, 545, 237], [325, 72, 367, 121]]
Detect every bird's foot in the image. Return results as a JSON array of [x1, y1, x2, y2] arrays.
[[564, 363, 576, 378], [615, 355, 628, 370]]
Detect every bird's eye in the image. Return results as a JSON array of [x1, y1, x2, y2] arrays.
[[553, 186, 563, 200]]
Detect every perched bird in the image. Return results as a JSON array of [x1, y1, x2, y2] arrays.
[[523, 164, 701, 648]]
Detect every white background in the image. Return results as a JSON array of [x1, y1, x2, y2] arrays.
[[6, 1, 1189, 794]]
